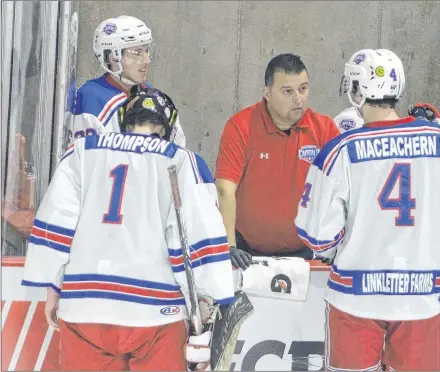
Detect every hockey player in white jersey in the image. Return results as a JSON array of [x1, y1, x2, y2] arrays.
[[334, 52, 440, 133], [70, 15, 186, 146], [334, 101, 440, 133], [22, 88, 234, 371], [296, 49, 440, 371]]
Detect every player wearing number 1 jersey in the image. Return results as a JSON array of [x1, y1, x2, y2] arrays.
[[295, 49, 440, 371], [21, 88, 235, 371]]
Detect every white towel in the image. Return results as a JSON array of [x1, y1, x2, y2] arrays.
[[233, 257, 311, 301]]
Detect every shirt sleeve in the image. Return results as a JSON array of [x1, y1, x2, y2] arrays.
[[294, 143, 349, 260], [21, 142, 82, 292], [325, 118, 343, 144], [167, 151, 235, 305], [215, 119, 248, 184]]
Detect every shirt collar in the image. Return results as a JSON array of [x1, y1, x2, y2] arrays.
[[365, 116, 416, 128]]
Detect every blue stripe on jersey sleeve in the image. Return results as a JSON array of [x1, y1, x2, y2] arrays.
[[194, 153, 215, 184]]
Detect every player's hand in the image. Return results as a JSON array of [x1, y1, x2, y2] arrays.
[[408, 103, 440, 121], [45, 286, 60, 331], [316, 255, 334, 266], [198, 296, 216, 325], [230, 246, 252, 270]]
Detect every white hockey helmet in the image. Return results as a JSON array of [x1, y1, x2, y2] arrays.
[[340, 48, 405, 111], [93, 16, 153, 80]]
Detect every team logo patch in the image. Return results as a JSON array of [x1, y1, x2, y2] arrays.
[[103, 23, 117, 35], [142, 97, 155, 110], [299, 145, 320, 164], [375, 66, 385, 77], [339, 119, 355, 131], [353, 53, 366, 65], [160, 306, 180, 315]]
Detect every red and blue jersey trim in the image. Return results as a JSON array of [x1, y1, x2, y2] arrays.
[[296, 227, 345, 253], [28, 219, 75, 253], [60, 274, 185, 306], [168, 236, 230, 273]]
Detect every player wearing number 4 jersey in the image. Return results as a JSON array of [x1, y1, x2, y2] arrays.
[[296, 49, 440, 371], [21, 88, 235, 371]]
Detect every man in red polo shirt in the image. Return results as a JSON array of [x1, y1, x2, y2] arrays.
[[215, 53, 340, 269]]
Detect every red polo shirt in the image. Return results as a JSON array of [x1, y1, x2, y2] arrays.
[[215, 100, 340, 253]]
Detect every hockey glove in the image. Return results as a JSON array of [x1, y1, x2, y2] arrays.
[[315, 255, 335, 266], [408, 102, 440, 122], [229, 246, 252, 270]]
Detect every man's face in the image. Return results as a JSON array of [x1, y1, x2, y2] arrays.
[[121, 44, 151, 83], [264, 70, 309, 125]]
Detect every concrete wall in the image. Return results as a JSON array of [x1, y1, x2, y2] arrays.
[[76, 1, 440, 169]]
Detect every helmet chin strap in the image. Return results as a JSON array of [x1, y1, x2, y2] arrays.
[[105, 60, 139, 87]]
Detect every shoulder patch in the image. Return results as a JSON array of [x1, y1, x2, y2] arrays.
[[338, 118, 356, 131]]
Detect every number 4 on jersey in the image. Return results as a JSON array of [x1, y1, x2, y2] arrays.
[[103, 164, 129, 224], [300, 182, 312, 208], [378, 163, 415, 226]]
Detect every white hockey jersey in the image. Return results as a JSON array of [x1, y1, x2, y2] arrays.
[[334, 107, 364, 133], [295, 117, 440, 321], [22, 132, 234, 327], [70, 74, 186, 147]]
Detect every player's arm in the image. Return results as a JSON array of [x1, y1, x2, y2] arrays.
[[167, 152, 235, 306], [215, 120, 247, 247], [70, 87, 105, 143], [295, 145, 349, 261], [22, 142, 81, 292]]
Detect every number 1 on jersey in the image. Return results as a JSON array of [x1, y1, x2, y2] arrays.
[[103, 164, 129, 224], [378, 163, 415, 226]]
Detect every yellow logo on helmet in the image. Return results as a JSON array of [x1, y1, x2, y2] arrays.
[[375, 66, 385, 77], [142, 98, 155, 109]]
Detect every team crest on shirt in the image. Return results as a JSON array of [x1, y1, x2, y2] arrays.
[[299, 145, 320, 164], [339, 119, 355, 131]]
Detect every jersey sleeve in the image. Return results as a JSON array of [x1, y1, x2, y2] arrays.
[[215, 119, 248, 184], [167, 151, 235, 306], [294, 143, 350, 259], [69, 86, 106, 145], [21, 142, 82, 292], [333, 108, 364, 133]]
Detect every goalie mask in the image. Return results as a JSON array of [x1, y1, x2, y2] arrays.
[[339, 49, 405, 117], [118, 85, 178, 140]]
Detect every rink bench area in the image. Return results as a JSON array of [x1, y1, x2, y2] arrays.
[[1, 257, 330, 371]]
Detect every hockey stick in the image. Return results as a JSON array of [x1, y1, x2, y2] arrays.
[[168, 165, 203, 336]]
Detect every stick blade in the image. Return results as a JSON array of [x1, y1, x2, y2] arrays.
[[210, 291, 254, 371]]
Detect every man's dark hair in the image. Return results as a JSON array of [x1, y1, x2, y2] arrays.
[[264, 53, 307, 87], [365, 98, 398, 109]]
